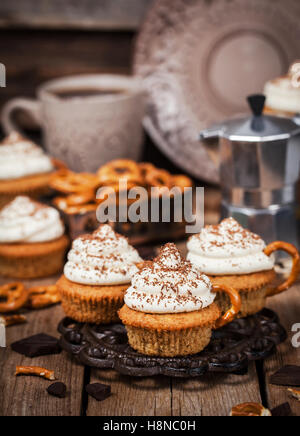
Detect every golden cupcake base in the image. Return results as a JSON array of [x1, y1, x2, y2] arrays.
[[209, 269, 276, 318], [0, 173, 53, 209], [125, 325, 212, 357], [0, 235, 69, 279], [57, 275, 129, 325], [118, 303, 221, 357]]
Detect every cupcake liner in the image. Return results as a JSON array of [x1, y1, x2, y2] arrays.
[[60, 292, 124, 324], [209, 269, 276, 292], [0, 172, 53, 209], [209, 270, 276, 317], [0, 244, 67, 279], [125, 325, 213, 357], [119, 304, 221, 357], [0, 186, 51, 210], [58, 276, 128, 324], [215, 287, 268, 318]]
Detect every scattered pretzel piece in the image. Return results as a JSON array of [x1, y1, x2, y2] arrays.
[[15, 366, 55, 381], [27, 285, 61, 310], [0, 283, 29, 313], [288, 388, 300, 401], [230, 402, 271, 416], [2, 314, 27, 327]]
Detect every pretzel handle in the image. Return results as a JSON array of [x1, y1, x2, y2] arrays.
[[212, 284, 241, 329], [264, 241, 300, 297]]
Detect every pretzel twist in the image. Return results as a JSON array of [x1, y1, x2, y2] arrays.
[[145, 168, 172, 189], [139, 162, 156, 179], [27, 285, 61, 310], [171, 174, 193, 191], [0, 283, 29, 313], [97, 159, 142, 185], [95, 181, 139, 205], [50, 170, 99, 194]]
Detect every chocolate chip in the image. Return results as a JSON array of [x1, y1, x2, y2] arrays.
[[270, 365, 300, 387], [271, 402, 292, 417], [11, 333, 61, 357], [86, 383, 111, 402], [47, 382, 66, 399]]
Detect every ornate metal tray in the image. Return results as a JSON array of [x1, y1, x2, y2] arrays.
[[134, 0, 300, 182], [58, 309, 286, 378]]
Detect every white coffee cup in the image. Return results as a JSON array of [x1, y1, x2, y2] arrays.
[[1, 74, 145, 172]]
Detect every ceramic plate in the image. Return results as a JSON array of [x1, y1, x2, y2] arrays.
[[134, 0, 300, 182]]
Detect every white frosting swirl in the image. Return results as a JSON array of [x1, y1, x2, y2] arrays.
[[264, 77, 300, 114], [64, 224, 142, 286], [124, 243, 215, 314], [0, 196, 65, 243], [0, 132, 54, 180], [187, 218, 274, 275]]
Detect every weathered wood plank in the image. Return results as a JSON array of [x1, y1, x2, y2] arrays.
[[171, 365, 261, 416], [264, 285, 300, 416], [86, 371, 172, 416], [0, 0, 153, 30], [0, 276, 85, 416]]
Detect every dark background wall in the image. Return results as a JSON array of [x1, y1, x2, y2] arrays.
[[0, 0, 154, 112], [0, 0, 184, 173]]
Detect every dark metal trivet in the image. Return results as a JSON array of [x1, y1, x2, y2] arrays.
[[58, 309, 287, 378]]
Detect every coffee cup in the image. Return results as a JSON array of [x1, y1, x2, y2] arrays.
[[1, 74, 145, 172]]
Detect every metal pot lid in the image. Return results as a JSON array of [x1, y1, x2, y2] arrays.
[[201, 95, 300, 142]]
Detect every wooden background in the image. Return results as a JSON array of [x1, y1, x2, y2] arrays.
[[0, 0, 153, 30], [0, 0, 152, 115], [0, 0, 199, 177]]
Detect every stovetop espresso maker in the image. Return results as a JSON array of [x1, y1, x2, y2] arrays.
[[200, 95, 300, 247]]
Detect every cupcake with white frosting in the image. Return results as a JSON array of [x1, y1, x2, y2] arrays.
[[57, 224, 142, 324], [264, 61, 300, 117], [187, 218, 300, 317], [0, 132, 62, 209], [119, 243, 241, 357], [0, 196, 69, 278]]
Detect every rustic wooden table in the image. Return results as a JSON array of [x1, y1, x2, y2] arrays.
[[0, 256, 299, 416]]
